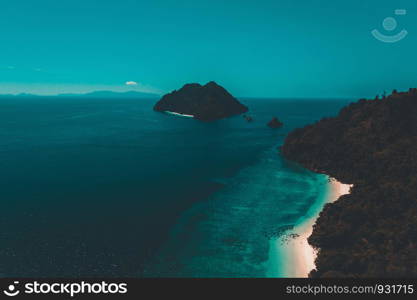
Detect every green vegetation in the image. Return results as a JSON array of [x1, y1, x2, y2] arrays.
[[282, 89, 417, 277]]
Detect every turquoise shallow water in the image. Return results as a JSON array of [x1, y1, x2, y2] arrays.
[[267, 173, 330, 278], [143, 148, 330, 277], [0, 97, 350, 277]]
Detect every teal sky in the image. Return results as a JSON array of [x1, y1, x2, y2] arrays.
[[1, 0, 417, 97]]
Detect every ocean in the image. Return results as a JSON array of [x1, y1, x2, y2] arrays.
[[0, 96, 351, 277]]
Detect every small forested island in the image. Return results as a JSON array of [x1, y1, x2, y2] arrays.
[[282, 89, 417, 278], [153, 81, 248, 121], [267, 117, 283, 128]]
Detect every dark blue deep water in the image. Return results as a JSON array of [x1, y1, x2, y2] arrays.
[[0, 97, 350, 277]]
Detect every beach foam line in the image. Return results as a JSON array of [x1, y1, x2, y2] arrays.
[[164, 111, 194, 118], [268, 177, 352, 278]]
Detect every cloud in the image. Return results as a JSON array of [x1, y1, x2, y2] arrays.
[[125, 81, 138, 86]]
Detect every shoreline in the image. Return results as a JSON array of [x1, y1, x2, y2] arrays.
[[164, 111, 195, 118], [268, 177, 352, 278]]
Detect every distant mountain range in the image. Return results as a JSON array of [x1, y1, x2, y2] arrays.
[[0, 90, 160, 98]]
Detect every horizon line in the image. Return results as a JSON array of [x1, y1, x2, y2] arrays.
[[0, 91, 360, 100]]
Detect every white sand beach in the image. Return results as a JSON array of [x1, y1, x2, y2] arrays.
[[165, 111, 194, 118], [268, 177, 352, 278]]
